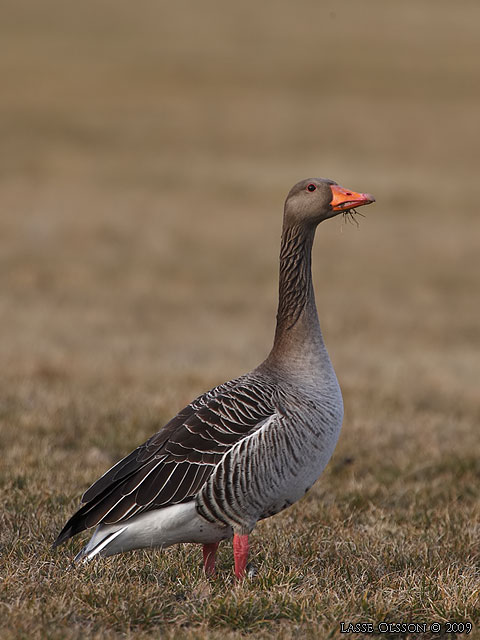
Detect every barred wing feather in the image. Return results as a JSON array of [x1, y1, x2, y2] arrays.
[[53, 377, 275, 546]]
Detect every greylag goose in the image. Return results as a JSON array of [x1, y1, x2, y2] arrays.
[[54, 178, 375, 578]]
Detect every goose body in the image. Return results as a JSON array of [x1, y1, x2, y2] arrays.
[[54, 178, 375, 577]]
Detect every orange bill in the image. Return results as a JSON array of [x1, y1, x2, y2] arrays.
[[330, 185, 375, 212]]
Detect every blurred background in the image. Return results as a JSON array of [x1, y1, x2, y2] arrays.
[[1, 0, 479, 480], [1, 1, 479, 634]]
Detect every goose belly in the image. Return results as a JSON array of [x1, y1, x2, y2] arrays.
[[197, 404, 343, 531], [259, 421, 341, 519]]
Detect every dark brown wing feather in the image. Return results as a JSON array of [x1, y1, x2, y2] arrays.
[[53, 376, 275, 546]]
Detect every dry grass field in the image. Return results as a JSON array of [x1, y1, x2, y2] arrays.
[[1, 1, 479, 638]]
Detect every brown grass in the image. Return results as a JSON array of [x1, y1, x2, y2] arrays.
[[1, 0, 479, 637]]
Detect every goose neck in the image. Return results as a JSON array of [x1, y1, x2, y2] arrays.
[[266, 221, 325, 370]]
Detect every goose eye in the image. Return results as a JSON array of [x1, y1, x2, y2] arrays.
[[307, 184, 316, 192]]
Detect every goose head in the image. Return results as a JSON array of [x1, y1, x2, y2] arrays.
[[284, 178, 375, 226]]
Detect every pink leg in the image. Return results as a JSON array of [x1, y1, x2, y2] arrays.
[[233, 534, 249, 579], [202, 542, 219, 576]]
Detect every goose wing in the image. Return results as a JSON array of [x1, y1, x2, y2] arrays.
[[54, 376, 275, 546]]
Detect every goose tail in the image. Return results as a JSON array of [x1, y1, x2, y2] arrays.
[[66, 502, 232, 562], [74, 525, 129, 562]]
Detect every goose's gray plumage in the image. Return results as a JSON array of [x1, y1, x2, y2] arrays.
[[54, 177, 375, 577]]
